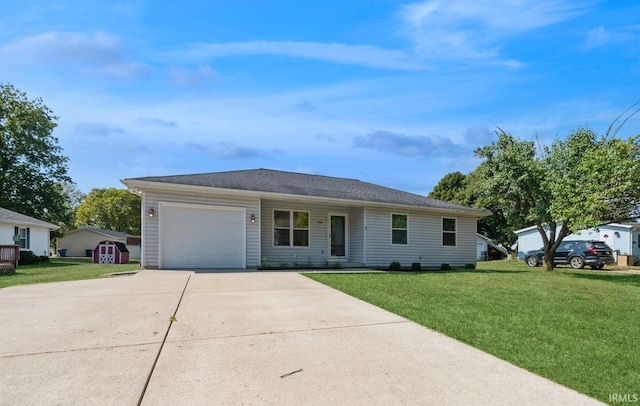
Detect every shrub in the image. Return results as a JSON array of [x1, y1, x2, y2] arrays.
[[464, 263, 476, 270], [411, 262, 422, 271], [260, 257, 270, 269], [388, 261, 402, 271], [19, 251, 43, 265], [440, 263, 452, 270]]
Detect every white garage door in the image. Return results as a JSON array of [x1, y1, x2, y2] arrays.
[[160, 204, 245, 269]]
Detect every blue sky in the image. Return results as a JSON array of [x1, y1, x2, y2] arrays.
[[2, 1, 639, 195]]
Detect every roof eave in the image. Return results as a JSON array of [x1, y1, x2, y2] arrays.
[[0, 219, 59, 230]]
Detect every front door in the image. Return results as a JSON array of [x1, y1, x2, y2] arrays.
[[330, 215, 347, 257]]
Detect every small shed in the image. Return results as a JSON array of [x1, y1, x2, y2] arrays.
[[93, 240, 130, 264]]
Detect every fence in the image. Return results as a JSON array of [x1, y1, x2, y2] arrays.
[[0, 244, 19, 268]]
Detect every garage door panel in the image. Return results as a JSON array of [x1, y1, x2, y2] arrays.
[[161, 205, 245, 269]]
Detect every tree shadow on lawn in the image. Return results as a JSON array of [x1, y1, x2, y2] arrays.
[[388, 269, 528, 275], [566, 271, 640, 287]]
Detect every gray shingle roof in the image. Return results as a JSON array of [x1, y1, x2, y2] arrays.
[[125, 168, 483, 214], [0, 207, 59, 229]]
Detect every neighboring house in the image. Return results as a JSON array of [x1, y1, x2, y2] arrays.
[[56, 226, 141, 259], [0, 207, 59, 257], [122, 168, 487, 270], [476, 234, 509, 260], [514, 223, 640, 261]]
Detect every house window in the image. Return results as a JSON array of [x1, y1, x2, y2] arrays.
[[442, 218, 456, 246], [15, 227, 29, 249], [274, 210, 309, 247], [391, 214, 408, 245]]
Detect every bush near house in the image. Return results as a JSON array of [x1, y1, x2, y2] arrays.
[[19, 251, 50, 266]]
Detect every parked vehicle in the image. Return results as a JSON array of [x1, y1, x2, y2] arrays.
[[524, 240, 615, 269]]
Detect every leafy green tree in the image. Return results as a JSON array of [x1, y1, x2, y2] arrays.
[[475, 128, 640, 270], [75, 188, 141, 235], [0, 84, 71, 224], [53, 181, 86, 238], [429, 169, 516, 246], [428, 172, 470, 204]]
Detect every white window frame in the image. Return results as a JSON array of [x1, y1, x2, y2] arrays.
[[15, 227, 29, 250], [273, 209, 310, 248], [442, 217, 457, 247], [391, 213, 408, 245]]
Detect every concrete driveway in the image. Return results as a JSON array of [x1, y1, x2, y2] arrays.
[[0, 270, 602, 405]]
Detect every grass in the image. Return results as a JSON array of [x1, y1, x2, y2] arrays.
[[0, 257, 140, 289], [305, 261, 640, 405]]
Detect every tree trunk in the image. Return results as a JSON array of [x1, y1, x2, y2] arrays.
[[542, 251, 555, 270]]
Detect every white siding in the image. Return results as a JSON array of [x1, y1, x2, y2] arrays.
[[0, 224, 51, 257], [28, 227, 52, 257], [139, 189, 480, 270], [364, 207, 477, 268], [142, 190, 260, 269], [260, 199, 363, 267], [349, 207, 365, 263]]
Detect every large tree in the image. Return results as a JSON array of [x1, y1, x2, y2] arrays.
[[75, 188, 141, 235], [475, 127, 640, 270], [0, 84, 71, 224], [428, 169, 517, 246]]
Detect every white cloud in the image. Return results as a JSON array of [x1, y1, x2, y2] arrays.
[[187, 142, 270, 160], [353, 130, 468, 157], [585, 25, 640, 50], [0, 31, 147, 78], [176, 41, 425, 71], [399, 0, 587, 61], [168, 65, 220, 86]]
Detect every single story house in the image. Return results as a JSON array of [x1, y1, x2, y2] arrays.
[[0, 207, 59, 257], [56, 226, 141, 259], [514, 223, 640, 261], [122, 169, 488, 270]]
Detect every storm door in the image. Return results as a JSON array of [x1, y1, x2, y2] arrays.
[[330, 215, 347, 257]]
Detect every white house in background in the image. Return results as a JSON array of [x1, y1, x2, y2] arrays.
[[476, 234, 509, 260], [56, 226, 141, 259], [0, 207, 59, 256], [122, 169, 488, 270], [514, 223, 640, 260]]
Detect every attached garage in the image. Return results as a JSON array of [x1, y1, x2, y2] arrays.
[[159, 203, 246, 269]]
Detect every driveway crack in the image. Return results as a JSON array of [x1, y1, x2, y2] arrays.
[[137, 274, 191, 406]]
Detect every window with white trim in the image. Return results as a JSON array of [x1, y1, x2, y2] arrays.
[[274, 210, 309, 247], [391, 214, 408, 245], [442, 218, 456, 246], [15, 227, 29, 249]]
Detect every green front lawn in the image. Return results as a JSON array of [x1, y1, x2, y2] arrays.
[[306, 261, 640, 405], [0, 257, 140, 289]]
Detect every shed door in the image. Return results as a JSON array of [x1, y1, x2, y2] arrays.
[[160, 205, 245, 269]]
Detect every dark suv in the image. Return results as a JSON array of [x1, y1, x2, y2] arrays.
[[525, 240, 615, 269]]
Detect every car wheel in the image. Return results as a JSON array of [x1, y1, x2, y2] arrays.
[[569, 256, 585, 269], [526, 255, 540, 267]]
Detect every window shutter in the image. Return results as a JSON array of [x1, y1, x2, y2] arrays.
[[14, 227, 18, 245], [27, 228, 30, 249]]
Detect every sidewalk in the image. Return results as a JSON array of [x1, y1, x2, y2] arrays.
[[0, 271, 603, 405]]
